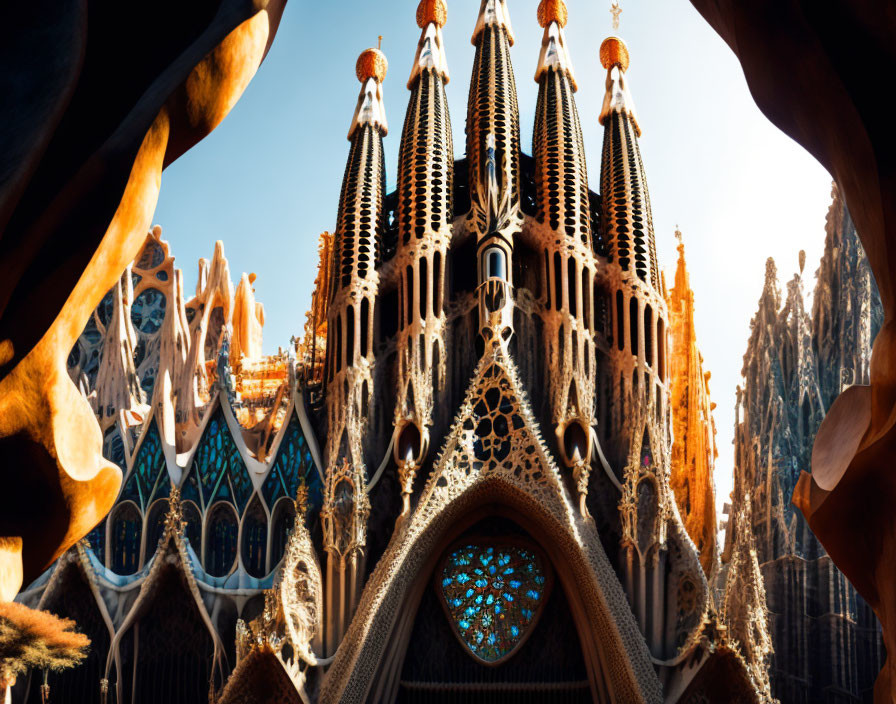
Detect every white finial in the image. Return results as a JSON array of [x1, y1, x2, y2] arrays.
[[610, 1, 622, 31]]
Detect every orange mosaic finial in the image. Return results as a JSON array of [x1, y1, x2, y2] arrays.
[[417, 0, 447, 28], [599, 36, 630, 72], [537, 0, 567, 28], [356, 39, 388, 83]]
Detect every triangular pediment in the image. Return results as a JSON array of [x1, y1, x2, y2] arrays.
[[322, 345, 662, 703], [417, 346, 580, 519]]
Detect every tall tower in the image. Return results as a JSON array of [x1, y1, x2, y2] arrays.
[[392, 0, 453, 511], [597, 36, 695, 663], [667, 233, 718, 577], [321, 44, 388, 652], [598, 36, 668, 475], [531, 0, 596, 505], [467, 0, 523, 343]]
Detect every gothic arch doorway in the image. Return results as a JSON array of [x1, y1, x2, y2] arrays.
[[397, 515, 592, 703]]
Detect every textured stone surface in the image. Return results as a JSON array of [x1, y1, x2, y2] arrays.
[[688, 2, 896, 697], [723, 191, 884, 702]]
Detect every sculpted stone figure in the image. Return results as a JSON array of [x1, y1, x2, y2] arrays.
[[689, 1, 896, 698], [0, 0, 287, 600]]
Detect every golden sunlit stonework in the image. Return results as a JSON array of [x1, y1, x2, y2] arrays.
[[667, 234, 719, 577], [11, 2, 767, 702]]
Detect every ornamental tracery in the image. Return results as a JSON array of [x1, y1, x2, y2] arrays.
[[437, 540, 552, 665]]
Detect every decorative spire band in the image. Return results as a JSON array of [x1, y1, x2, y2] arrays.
[[534, 10, 576, 89], [598, 36, 640, 136], [409, 10, 450, 87], [472, 0, 515, 46], [349, 45, 389, 138]]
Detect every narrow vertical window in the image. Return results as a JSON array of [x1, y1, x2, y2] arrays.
[[420, 257, 429, 319], [616, 291, 624, 351], [644, 305, 653, 368], [433, 251, 442, 315], [346, 305, 355, 367], [484, 247, 507, 280], [406, 265, 414, 325], [360, 298, 370, 357]]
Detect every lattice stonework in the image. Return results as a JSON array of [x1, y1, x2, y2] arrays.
[[321, 345, 662, 703], [189, 406, 253, 512], [262, 413, 322, 512], [437, 541, 551, 664], [122, 418, 170, 511]]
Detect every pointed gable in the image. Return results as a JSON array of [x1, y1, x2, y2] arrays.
[[121, 418, 170, 511], [261, 412, 322, 514], [185, 405, 253, 513]]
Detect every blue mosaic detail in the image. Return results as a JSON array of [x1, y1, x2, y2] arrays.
[[131, 288, 166, 335], [439, 544, 548, 664], [190, 407, 253, 513], [261, 414, 322, 516], [122, 420, 170, 510]]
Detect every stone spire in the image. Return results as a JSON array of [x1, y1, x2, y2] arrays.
[[531, 0, 595, 505], [325, 45, 388, 460], [322, 44, 389, 651], [667, 233, 718, 577], [466, 0, 523, 343], [409, 0, 449, 88], [466, 0, 523, 243], [812, 182, 883, 409], [392, 0, 455, 513], [598, 36, 658, 289]]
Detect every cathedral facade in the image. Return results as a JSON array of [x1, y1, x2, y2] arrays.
[[14, 1, 767, 702], [723, 185, 886, 703]]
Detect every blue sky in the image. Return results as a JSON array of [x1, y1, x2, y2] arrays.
[[153, 0, 834, 520]]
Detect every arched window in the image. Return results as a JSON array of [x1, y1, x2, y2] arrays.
[[204, 502, 238, 577], [270, 498, 297, 569], [110, 501, 142, 575], [483, 246, 507, 280], [182, 500, 202, 551], [143, 499, 169, 565], [241, 495, 268, 578]]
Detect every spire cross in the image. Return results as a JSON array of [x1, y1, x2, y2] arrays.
[[675, 226, 682, 243], [610, 1, 622, 31], [378, 35, 383, 50]]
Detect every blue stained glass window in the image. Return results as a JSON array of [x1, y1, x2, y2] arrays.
[[261, 414, 322, 517], [182, 500, 202, 550], [190, 407, 253, 513], [122, 420, 170, 510], [103, 425, 127, 470], [86, 520, 106, 565], [111, 502, 142, 575], [136, 240, 165, 270], [144, 499, 169, 561], [438, 543, 550, 664], [205, 502, 238, 577], [131, 288, 166, 335], [241, 497, 268, 578]]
